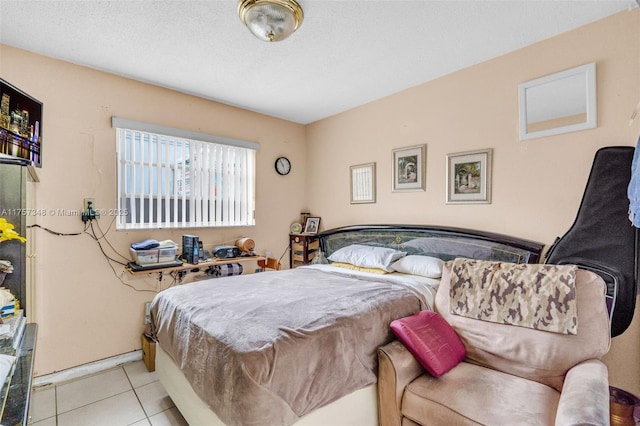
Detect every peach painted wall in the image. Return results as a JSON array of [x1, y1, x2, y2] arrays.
[[1, 8, 639, 397], [0, 44, 307, 375], [306, 10, 640, 394]]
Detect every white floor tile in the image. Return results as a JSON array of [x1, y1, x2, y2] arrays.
[[128, 419, 151, 426], [148, 407, 188, 426], [124, 360, 158, 389], [135, 380, 174, 417], [29, 386, 56, 423], [56, 367, 132, 414], [31, 415, 57, 426], [57, 390, 146, 426], [31, 362, 185, 426]]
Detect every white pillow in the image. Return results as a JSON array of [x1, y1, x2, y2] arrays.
[[390, 255, 444, 278], [328, 244, 406, 272]]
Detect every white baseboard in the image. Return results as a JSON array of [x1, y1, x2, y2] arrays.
[[33, 350, 142, 388]]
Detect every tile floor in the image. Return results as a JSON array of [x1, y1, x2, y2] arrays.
[[28, 360, 188, 426]]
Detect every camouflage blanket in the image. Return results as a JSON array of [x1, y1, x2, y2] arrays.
[[449, 258, 578, 335]]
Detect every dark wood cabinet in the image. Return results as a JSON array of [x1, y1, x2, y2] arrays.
[[289, 234, 319, 268]]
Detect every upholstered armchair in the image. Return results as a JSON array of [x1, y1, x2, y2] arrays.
[[378, 260, 611, 426]]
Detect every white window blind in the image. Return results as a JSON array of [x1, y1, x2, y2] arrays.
[[112, 117, 257, 230]]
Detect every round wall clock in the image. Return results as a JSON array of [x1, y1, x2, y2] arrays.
[[275, 156, 291, 175]]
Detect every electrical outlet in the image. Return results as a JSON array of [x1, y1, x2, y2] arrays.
[[82, 197, 100, 222], [144, 302, 152, 324], [83, 198, 95, 211], [265, 250, 273, 258]]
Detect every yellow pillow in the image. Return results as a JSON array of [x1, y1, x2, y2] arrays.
[[331, 262, 389, 274]]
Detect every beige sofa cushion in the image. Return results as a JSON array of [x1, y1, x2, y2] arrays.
[[402, 361, 560, 426], [435, 263, 610, 391]]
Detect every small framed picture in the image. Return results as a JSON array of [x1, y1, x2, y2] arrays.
[[392, 144, 426, 192], [446, 148, 492, 204], [350, 162, 376, 204], [304, 217, 321, 234]]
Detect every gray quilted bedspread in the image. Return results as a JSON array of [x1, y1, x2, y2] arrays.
[[151, 265, 431, 426]]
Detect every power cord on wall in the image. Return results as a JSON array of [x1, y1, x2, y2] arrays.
[[84, 220, 129, 266], [277, 244, 289, 264], [30, 218, 161, 293], [84, 219, 159, 293], [27, 224, 81, 236]]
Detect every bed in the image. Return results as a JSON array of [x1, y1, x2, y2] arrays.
[[150, 224, 544, 426]]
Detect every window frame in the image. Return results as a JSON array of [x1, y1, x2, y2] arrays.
[[112, 117, 258, 230]]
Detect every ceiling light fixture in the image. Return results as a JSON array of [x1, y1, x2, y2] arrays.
[[238, 0, 304, 42]]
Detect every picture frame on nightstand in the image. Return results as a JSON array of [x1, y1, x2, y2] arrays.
[[303, 217, 320, 234]]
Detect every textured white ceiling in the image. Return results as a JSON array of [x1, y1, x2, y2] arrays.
[[0, 0, 634, 124]]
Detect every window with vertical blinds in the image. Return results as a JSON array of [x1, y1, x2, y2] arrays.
[[112, 117, 257, 230]]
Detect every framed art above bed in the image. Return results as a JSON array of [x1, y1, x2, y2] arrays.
[[350, 162, 376, 204], [446, 148, 492, 204], [392, 145, 426, 192]]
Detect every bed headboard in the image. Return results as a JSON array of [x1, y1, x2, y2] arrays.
[[319, 225, 544, 264]]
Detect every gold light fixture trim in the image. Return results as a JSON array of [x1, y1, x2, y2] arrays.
[[238, 0, 304, 42]]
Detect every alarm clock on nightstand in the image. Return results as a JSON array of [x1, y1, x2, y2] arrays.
[[290, 222, 303, 234]]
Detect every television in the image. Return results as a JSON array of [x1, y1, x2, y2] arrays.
[[0, 78, 42, 167]]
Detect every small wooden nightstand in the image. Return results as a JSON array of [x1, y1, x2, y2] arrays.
[[289, 234, 319, 267]]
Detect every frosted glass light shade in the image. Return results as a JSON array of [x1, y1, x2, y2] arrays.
[[238, 0, 303, 42]]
